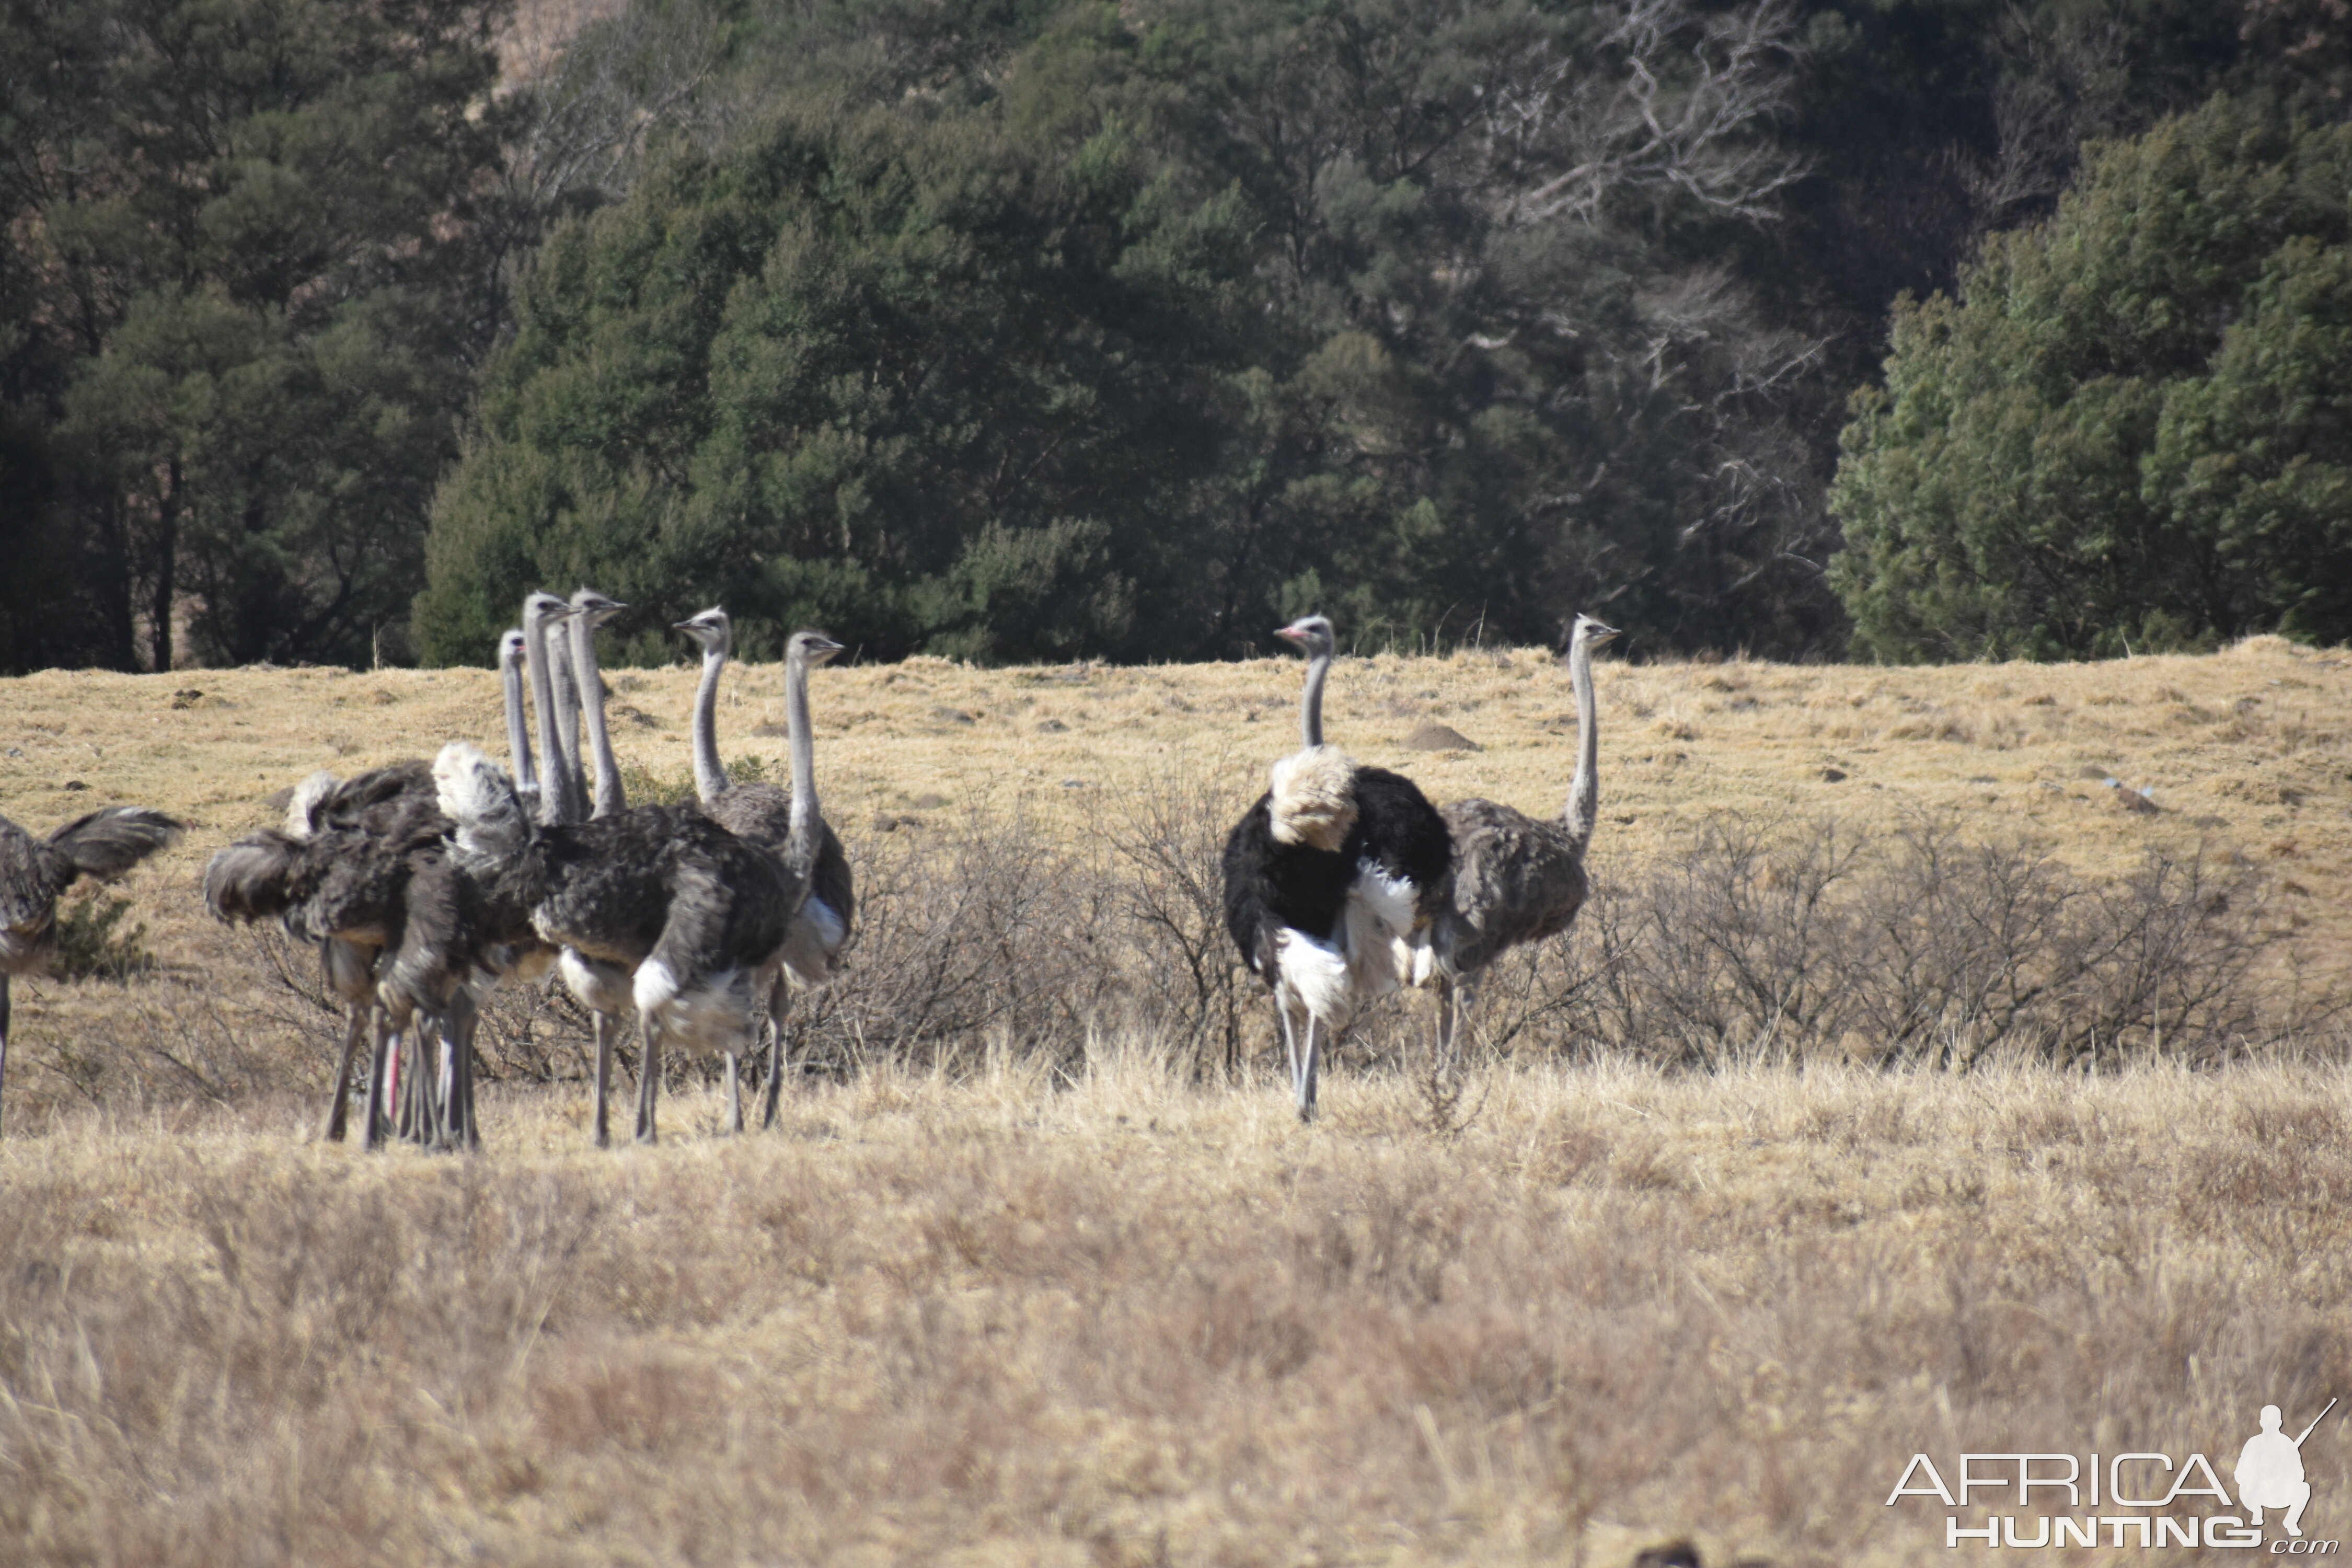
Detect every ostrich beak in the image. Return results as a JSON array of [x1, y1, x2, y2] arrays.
[[1273, 624, 1309, 645]]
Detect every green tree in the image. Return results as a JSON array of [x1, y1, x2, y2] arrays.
[[419, 6, 1253, 665], [0, 0, 507, 670], [1830, 96, 2352, 660]]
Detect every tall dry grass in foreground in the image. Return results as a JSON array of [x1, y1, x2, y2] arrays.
[[4, 1057, 2350, 1567]]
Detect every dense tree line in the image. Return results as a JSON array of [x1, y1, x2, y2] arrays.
[[1834, 97, 2352, 659], [3, 0, 2346, 670]]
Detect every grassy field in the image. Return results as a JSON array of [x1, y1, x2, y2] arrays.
[[5, 1059, 2349, 1565], [3, 635, 2350, 1563]]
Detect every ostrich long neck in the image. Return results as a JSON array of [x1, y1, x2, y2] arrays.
[[689, 638, 730, 803], [548, 636, 588, 810], [501, 652, 537, 792], [572, 614, 626, 818], [1563, 633, 1601, 845], [1298, 648, 1330, 749], [523, 617, 582, 824], [785, 647, 821, 866]]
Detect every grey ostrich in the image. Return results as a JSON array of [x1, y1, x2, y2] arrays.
[[1431, 612, 1621, 1059], [204, 761, 466, 1148], [674, 609, 854, 1130], [1221, 616, 1451, 1121], [0, 805, 183, 1134], [433, 741, 803, 1144]]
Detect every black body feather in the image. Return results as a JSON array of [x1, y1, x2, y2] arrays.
[[1221, 766, 1451, 984]]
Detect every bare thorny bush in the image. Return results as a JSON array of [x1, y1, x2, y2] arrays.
[[1471, 811, 2327, 1070], [13, 785, 2335, 1115]]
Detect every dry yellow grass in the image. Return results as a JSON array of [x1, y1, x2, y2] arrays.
[[2, 641, 2349, 1564], [4, 633, 2346, 1085], [4, 1056, 2349, 1565], [5, 632, 2346, 981]]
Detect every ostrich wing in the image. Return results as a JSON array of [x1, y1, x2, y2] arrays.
[[1222, 794, 1357, 980], [0, 820, 58, 964], [1438, 799, 1590, 977], [1345, 767, 1452, 923]]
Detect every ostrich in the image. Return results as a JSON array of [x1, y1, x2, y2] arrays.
[[1431, 613, 1621, 1060], [674, 609, 854, 1130], [433, 741, 803, 1144], [204, 762, 465, 1148], [1222, 615, 1451, 1121], [0, 806, 183, 1134]]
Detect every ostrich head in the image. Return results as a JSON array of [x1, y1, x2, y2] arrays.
[[674, 606, 731, 658], [498, 628, 527, 673], [522, 591, 575, 636], [571, 586, 627, 628], [1274, 615, 1335, 659], [1569, 613, 1622, 652], [787, 628, 845, 667]]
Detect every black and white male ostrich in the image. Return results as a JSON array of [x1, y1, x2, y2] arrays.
[[1222, 615, 1451, 1122], [1431, 612, 1621, 1058], [433, 741, 803, 1144], [0, 806, 183, 1134], [675, 609, 854, 1130]]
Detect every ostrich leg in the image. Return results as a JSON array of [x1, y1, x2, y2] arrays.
[[1289, 1001, 1308, 1123], [360, 1011, 394, 1151], [590, 1010, 616, 1149], [759, 979, 790, 1131], [1297, 1015, 1322, 1124], [634, 1025, 661, 1144], [447, 994, 479, 1151], [394, 1028, 425, 1144], [320, 1005, 368, 1142], [724, 1051, 743, 1135], [0, 974, 11, 1138]]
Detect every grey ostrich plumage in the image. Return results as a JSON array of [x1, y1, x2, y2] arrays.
[[1433, 799, 1591, 976], [0, 806, 183, 972], [203, 759, 482, 1147], [0, 804, 183, 1135], [701, 787, 855, 966]]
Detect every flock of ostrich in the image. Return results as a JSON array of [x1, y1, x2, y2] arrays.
[[0, 595, 1620, 1143]]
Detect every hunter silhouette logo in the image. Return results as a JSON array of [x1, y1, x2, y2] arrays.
[[2240, 1400, 2334, 1538], [1882, 1395, 2341, 1550]]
